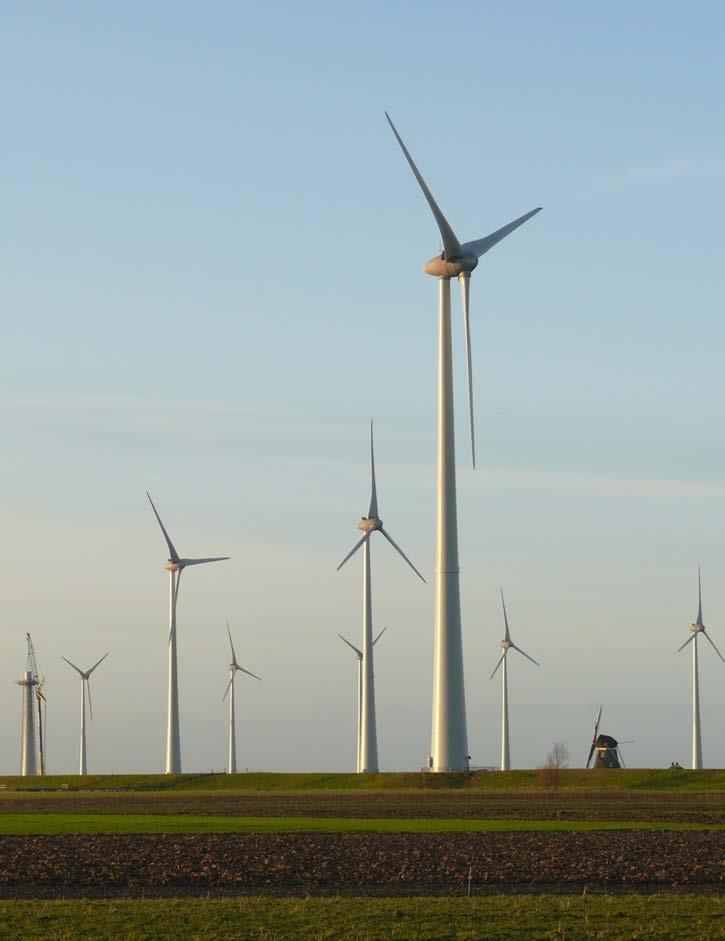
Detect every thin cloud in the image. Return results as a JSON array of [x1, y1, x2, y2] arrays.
[[593, 156, 725, 190]]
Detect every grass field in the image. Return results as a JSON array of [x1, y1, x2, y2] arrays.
[[0, 813, 721, 834], [0, 896, 722, 940], [1, 768, 723, 792]]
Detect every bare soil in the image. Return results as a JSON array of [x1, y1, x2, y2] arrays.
[[0, 831, 721, 898], [1, 789, 722, 823]]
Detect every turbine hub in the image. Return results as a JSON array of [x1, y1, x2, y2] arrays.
[[690, 623, 703, 633], [357, 516, 382, 533], [165, 561, 182, 572], [499, 640, 512, 650], [424, 253, 478, 278]]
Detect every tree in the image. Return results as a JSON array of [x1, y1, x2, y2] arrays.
[[538, 741, 570, 788]]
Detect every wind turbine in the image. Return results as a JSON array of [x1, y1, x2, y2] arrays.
[[147, 492, 229, 774], [386, 113, 541, 771], [337, 422, 425, 772], [489, 591, 539, 771], [222, 621, 261, 774], [677, 568, 724, 769], [338, 627, 386, 773], [61, 652, 109, 775]]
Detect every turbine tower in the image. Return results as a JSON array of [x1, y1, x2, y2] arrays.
[[61, 652, 109, 775], [222, 621, 261, 774], [147, 492, 229, 774], [337, 422, 425, 772], [490, 591, 539, 771], [386, 113, 541, 771], [677, 568, 724, 769], [16, 664, 38, 776], [338, 627, 386, 773]]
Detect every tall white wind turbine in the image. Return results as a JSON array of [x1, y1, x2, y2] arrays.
[[222, 621, 261, 774], [338, 627, 386, 773], [147, 492, 229, 774], [677, 568, 724, 769], [61, 652, 109, 776], [386, 113, 541, 771], [489, 591, 539, 771], [337, 422, 425, 772]]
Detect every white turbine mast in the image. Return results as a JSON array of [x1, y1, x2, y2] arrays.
[[386, 113, 541, 771], [147, 492, 229, 774], [222, 620, 261, 774], [338, 627, 387, 773], [61, 652, 109, 776], [677, 567, 724, 769], [489, 590, 540, 771], [337, 421, 424, 773]]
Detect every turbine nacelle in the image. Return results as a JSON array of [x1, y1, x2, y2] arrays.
[[498, 639, 512, 650], [424, 253, 478, 278], [357, 515, 383, 533]]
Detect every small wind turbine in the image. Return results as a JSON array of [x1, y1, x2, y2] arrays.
[[585, 706, 631, 769], [677, 568, 724, 769], [489, 591, 539, 771], [386, 113, 541, 772], [222, 621, 261, 774], [61, 652, 109, 776], [339, 627, 386, 773], [337, 421, 425, 773], [147, 492, 229, 774]]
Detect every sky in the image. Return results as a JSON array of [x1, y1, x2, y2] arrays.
[[1, 1, 725, 774]]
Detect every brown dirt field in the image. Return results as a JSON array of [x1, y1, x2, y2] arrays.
[[0, 831, 721, 898], [0, 790, 722, 823]]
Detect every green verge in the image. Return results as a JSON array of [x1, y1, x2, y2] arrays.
[[0, 896, 722, 941], [0, 814, 722, 834], [0, 768, 723, 792]]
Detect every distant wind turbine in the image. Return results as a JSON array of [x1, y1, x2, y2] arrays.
[[339, 627, 386, 773], [386, 112, 541, 772], [61, 652, 109, 776], [147, 492, 229, 774], [222, 621, 261, 774], [490, 591, 539, 771], [337, 422, 425, 772], [677, 568, 724, 769]]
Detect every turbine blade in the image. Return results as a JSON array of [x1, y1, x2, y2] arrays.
[[86, 678, 94, 721], [336, 532, 370, 571], [500, 589, 511, 642], [585, 743, 596, 769], [61, 656, 84, 677], [380, 527, 426, 583], [338, 633, 362, 658], [87, 652, 109, 676], [702, 630, 725, 662], [385, 111, 463, 260], [511, 643, 540, 667], [226, 621, 238, 666], [368, 420, 378, 518], [490, 650, 506, 680], [146, 492, 180, 562], [677, 634, 695, 653], [182, 557, 229, 566], [222, 674, 233, 701], [373, 626, 387, 646], [238, 666, 262, 682], [459, 273, 475, 468], [697, 566, 703, 626], [461, 208, 542, 259]]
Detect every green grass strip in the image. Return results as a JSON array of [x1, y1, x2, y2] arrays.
[[1, 767, 723, 792], [0, 814, 722, 835], [0, 896, 723, 940]]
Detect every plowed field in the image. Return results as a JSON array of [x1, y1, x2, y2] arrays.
[[0, 830, 720, 898]]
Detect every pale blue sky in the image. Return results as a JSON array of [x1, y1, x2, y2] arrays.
[[1, 2, 724, 773]]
